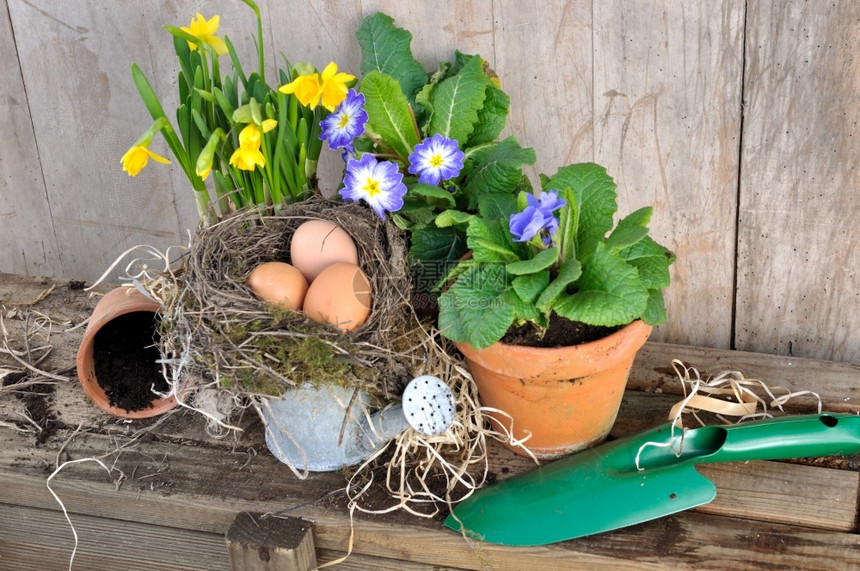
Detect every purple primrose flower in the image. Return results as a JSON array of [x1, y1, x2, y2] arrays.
[[340, 154, 406, 219], [408, 134, 465, 185], [509, 190, 566, 243], [319, 89, 368, 150]]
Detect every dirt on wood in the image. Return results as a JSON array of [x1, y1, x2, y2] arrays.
[[93, 311, 167, 413]]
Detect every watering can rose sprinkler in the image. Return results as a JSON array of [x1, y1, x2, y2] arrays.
[[260, 376, 456, 471]]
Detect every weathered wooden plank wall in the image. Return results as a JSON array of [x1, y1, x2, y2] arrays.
[[1, 0, 857, 362], [736, 1, 860, 360]]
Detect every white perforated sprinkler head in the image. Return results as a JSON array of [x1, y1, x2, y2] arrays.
[[401, 375, 456, 435]]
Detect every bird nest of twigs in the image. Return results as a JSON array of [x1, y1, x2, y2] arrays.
[[157, 198, 425, 405]]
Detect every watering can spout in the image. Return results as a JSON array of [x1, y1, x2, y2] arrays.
[[261, 375, 456, 472], [361, 375, 457, 451]]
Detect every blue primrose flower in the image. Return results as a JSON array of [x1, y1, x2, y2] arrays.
[[529, 190, 566, 213], [319, 89, 368, 150], [407, 134, 465, 185], [510, 206, 552, 243], [509, 190, 566, 243], [340, 154, 407, 219]]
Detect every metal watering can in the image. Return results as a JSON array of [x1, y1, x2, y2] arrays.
[[260, 376, 456, 471]]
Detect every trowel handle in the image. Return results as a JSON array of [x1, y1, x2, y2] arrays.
[[701, 413, 860, 464]]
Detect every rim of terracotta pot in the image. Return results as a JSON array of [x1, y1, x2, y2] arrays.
[[75, 286, 178, 419], [454, 319, 652, 381]]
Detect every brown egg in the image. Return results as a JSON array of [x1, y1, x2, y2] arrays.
[[290, 220, 359, 282], [246, 262, 308, 311], [303, 262, 372, 331]]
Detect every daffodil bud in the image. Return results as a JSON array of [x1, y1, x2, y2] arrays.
[[292, 61, 316, 77], [232, 103, 254, 124], [196, 128, 223, 179]]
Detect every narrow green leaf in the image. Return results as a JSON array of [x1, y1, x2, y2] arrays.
[[641, 288, 668, 325]]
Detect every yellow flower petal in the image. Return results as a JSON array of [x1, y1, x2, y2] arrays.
[[120, 145, 170, 176], [317, 62, 354, 111], [261, 119, 278, 133], [279, 74, 322, 109], [229, 146, 266, 171], [183, 13, 227, 55], [145, 148, 171, 165], [238, 124, 262, 148]]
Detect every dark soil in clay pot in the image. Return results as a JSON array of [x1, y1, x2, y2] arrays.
[[93, 311, 167, 412], [501, 312, 621, 348]]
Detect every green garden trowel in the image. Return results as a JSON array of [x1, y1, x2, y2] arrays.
[[445, 413, 860, 545]]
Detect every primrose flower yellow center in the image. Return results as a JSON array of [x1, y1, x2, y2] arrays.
[[429, 154, 444, 168], [363, 179, 381, 198]]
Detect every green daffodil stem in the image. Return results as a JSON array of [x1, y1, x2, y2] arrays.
[[241, 0, 265, 84]]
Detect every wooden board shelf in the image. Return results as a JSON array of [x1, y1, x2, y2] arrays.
[[1, 274, 858, 570]]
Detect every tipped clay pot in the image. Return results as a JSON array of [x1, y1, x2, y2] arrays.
[[76, 286, 176, 419]]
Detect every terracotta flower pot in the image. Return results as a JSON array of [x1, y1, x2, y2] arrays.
[[76, 286, 177, 419], [456, 320, 652, 459]]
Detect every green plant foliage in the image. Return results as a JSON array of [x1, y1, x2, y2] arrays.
[[437, 164, 675, 349]]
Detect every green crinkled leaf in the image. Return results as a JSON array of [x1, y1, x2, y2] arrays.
[[427, 56, 487, 144], [507, 247, 559, 275], [544, 163, 617, 264], [409, 226, 467, 264], [505, 287, 541, 322], [437, 265, 514, 348], [392, 202, 438, 230], [356, 13, 428, 101], [620, 236, 674, 289], [476, 192, 518, 222], [512, 271, 549, 304], [641, 288, 668, 325], [466, 217, 519, 263], [535, 257, 582, 312], [435, 209, 473, 228], [554, 243, 649, 326], [606, 206, 652, 250], [407, 183, 456, 209], [467, 84, 510, 147], [360, 71, 420, 160], [462, 137, 537, 209]]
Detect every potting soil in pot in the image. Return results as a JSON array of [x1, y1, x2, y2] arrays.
[[93, 311, 168, 412]]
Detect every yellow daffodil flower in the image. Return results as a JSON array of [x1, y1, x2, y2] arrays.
[[279, 62, 353, 111], [181, 13, 228, 56], [318, 62, 354, 112], [229, 145, 266, 171], [229, 124, 270, 171], [279, 73, 322, 109], [121, 118, 171, 176], [120, 145, 170, 176]]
